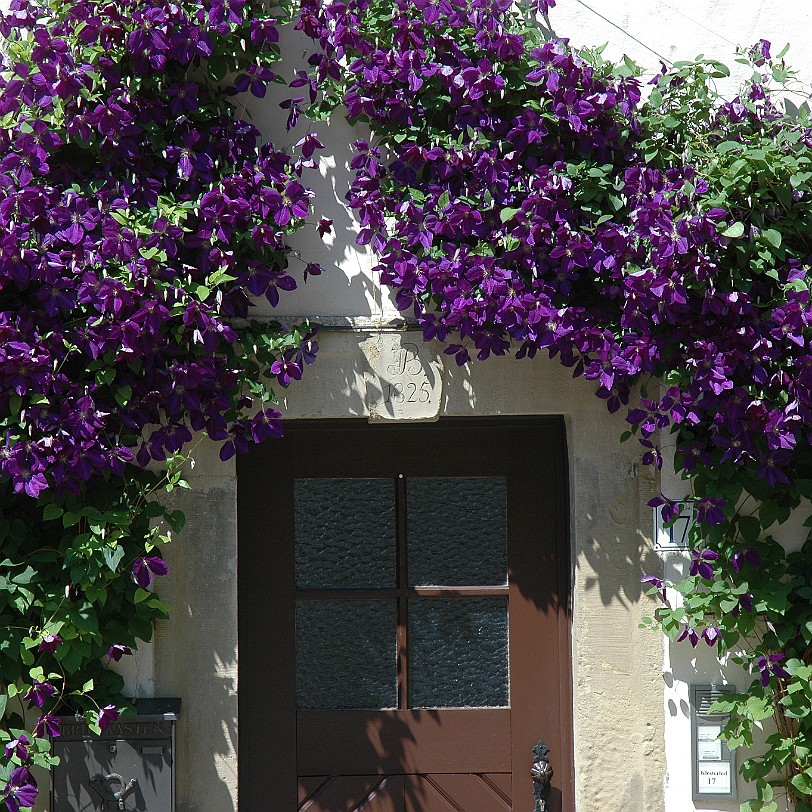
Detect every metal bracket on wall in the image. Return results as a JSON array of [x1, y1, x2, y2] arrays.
[[89, 773, 138, 810], [531, 741, 553, 812]]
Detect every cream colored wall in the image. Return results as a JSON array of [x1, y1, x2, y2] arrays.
[[154, 447, 239, 812]]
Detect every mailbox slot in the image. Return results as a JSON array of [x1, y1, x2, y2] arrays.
[[690, 684, 736, 800]]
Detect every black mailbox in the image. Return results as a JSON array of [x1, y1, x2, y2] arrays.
[[52, 698, 180, 812]]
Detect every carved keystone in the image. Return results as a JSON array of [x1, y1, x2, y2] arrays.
[[363, 331, 443, 422]]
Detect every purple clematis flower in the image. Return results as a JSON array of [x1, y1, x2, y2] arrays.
[[737, 593, 754, 614], [701, 627, 721, 647], [132, 556, 169, 588], [107, 644, 133, 662], [677, 626, 700, 647], [270, 358, 302, 388], [23, 679, 57, 709], [694, 498, 726, 526], [689, 548, 719, 580], [35, 713, 61, 739], [38, 633, 62, 653], [98, 705, 120, 732], [3, 767, 38, 812], [4, 734, 29, 762], [640, 574, 666, 601], [731, 547, 762, 573], [754, 653, 790, 686]]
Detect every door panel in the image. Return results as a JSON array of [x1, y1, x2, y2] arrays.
[[299, 776, 405, 812], [404, 775, 512, 812], [239, 418, 572, 811], [297, 710, 511, 774]]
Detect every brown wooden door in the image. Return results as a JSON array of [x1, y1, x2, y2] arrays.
[[238, 418, 572, 812]]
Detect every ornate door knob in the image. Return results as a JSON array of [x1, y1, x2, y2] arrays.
[[531, 741, 553, 812]]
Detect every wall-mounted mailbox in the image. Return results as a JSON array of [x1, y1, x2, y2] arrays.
[[690, 684, 736, 801], [52, 698, 180, 811]]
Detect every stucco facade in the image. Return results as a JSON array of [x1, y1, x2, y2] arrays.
[[32, 2, 812, 811]]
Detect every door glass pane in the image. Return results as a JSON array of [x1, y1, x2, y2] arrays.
[[408, 598, 509, 708], [295, 478, 395, 588], [407, 477, 507, 586], [296, 600, 397, 710]]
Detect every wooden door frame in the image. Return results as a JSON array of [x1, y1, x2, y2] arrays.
[[238, 417, 573, 810]]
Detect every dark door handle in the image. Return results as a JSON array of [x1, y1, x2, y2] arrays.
[[531, 741, 553, 812]]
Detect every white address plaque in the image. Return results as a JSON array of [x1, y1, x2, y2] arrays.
[[697, 762, 731, 794]]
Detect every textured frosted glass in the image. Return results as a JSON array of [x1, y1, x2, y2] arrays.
[[295, 478, 395, 588], [296, 600, 397, 710], [407, 478, 507, 586], [409, 598, 508, 708]]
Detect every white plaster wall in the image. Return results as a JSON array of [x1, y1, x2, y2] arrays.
[[549, 0, 812, 91]]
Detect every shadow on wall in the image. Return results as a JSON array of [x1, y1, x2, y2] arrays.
[[440, 357, 661, 611], [576, 449, 662, 608], [156, 485, 239, 812], [242, 25, 392, 322]]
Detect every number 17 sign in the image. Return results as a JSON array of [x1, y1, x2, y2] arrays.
[[653, 500, 695, 551]]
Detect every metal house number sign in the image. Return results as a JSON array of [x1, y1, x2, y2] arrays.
[[653, 500, 695, 551]]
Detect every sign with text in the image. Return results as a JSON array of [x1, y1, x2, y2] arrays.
[[691, 685, 736, 800], [697, 762, 731, 794], [365, 332, 443, 422]]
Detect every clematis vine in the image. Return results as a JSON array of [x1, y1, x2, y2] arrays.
[[0, 0, 329, 804], [0, 0, 325, 501]]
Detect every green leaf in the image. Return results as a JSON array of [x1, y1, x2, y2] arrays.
[[11, 566, 37, 586], [115, 386, 132, 408], [738, 515, 761, 542], [102, 545, 125, 573], [58, 645, 83, 674], [762, 229, 782, 249], [792, 772, 812, 796], [716, 141, 742, 155], [63, 512, 81, 528], [499, 206, 520, 223], [721, 222, 746, 238], [144, 500, 166, 518], [95, 367, 115, 386], [42, 503, 63, 521], [166, 510, 185, 533]]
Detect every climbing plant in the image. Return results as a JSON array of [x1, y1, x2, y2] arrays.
[[5, 0, 812, 809], [294, 0, 812, 808], [0, 1, 324, 808]]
